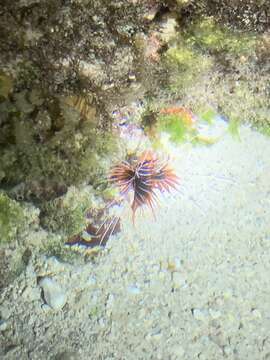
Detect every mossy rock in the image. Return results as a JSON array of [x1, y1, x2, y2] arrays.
[[40, 185, 96, 238], [0, 193, 28, 245], [161, 16, 268, 134], [184, 17, 257, 56], [163, 43, 213, 94], [215, 76, 269, 131], [41, 236, 84, 264], [0, 92, 118, 199], [0, 72, 13, 100]]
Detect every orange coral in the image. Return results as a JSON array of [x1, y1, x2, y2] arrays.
[[160, 106, 196, 127]]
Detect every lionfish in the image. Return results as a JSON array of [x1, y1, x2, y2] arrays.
[[109, 151, 179, 223], [66, 151, 179, 251]]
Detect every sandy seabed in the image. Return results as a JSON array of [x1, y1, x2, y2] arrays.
[[1, 126, 270, 360]]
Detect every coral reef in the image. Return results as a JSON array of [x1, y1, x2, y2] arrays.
[[183, 17, 257, 56], [0, 0, 159, 202], [0, 89, 117, 200], [155, 12, 269, 134]]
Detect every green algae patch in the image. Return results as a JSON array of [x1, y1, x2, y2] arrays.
[[184, 17, 257, 56], [147, 110, 208, 148], [0, 72, 13, 100], [156, 113, 195, 144], [40, 186, 95, 238], [228, 118, 241, 140], [160, 16, 262, 127], [199, 109, 217, 125], [144, 104, 228, 149], [163, 41, 213, 94], [257, 123, 270, 138], [0, 193, 27, 244], [191, 134, 219, 146]]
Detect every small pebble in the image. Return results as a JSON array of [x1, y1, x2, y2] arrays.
[[98, 318, 106, 327], [209, 308, 222, 319], [223, 289, 233, 299], [45, 256, 66, 273], [0, 320, 8, 332], [55, 351, 78, 360], [87, 276, 97, 286], [145, 329, 162, 341], [106, 294, 115, 316], [0, 305, 11, 319], [106, 294, 115, 308], [127, 285, 141, 295], [41, 304, 51, 312], [169, 257, 182, 271], [192, 308, 209, 322], [223, 345, 233, 356], [172, 272, 185, 288], [251, 308, 262, 319], [39, 277, 67, 310], [170, 344, 185, 357]]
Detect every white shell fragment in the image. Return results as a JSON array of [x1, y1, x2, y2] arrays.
[[39, 277, 67, 310]]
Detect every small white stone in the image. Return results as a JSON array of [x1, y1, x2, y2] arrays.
[[198, 353, 208, 360], [170, 344, 185, 357], [172, 272, 185, 288], [0, 320, 8, 332], [158, 271, 166, 280], [151, 264, 160, 274], [127, 285, 141, 295], [251, 309, 262, 319], [45, 256, 66, 272], [223, 346, 233, 356], [209, 308, 222, 319], [87, 276, 97, 286], [223, 289, 233, 299], [41, 304, 51, 312], [39, 277, 67, 310], [145, 329, 162, 341], [106, 294, 115, 316], [138, 308, 147, 319], [173, 257, 182, 271], [98, 318, 106, 327], [192, 308, 209, 322], [106, 294, 115, 308], [160, 16, 178, 43], [0, 305, 11, 319]]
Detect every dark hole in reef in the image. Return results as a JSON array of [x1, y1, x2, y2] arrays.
[[22, 248, 32, 266], [151, 4, 171, 22]]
